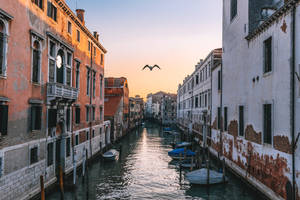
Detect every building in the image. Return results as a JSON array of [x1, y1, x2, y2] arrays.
[[160, 94, 177, 125], [129, 95, 144, 130], [209, 0, 300, 199], [177, 49, 222, 143], [104, 77, 129, 141], [0, 0, 110, 199]]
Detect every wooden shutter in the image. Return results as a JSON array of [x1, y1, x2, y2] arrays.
[[224, 107, 228, 131], [239, 106, 244, 136], [0, 105, 8, 135], [264, 104, 272, 144]]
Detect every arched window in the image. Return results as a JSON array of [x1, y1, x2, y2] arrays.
[[32, 40, 41, 83]]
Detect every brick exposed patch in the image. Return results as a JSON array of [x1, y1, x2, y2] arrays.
[[274, 135, 292, 154], [245, 125, 262, 144], [228, 120, 238, 137]]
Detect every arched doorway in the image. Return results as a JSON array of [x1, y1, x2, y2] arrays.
[[56, 50, 64, 84]]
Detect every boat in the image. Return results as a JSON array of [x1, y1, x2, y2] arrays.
[[176, 142, 191, 148], [163, 127, 172, 134], [179, 160, 197, 168], [186, 168, 228, 185], [168, 148, 195, 160], [102, 149, 119, 161]]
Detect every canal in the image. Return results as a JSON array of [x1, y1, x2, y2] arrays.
[[47, 123, 265, 200]]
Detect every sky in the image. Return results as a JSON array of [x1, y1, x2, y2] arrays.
[[66, 0, 222, 99]]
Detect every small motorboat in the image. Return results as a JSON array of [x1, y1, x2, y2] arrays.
[[102, 149, 119, 161], [186, 168, 228, 185], [179, 160, 197, 168], [176, 142, 191, 148], [168, 148, 195, 160]]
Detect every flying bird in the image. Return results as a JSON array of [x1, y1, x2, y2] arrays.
[[142, 64, 161, 71]]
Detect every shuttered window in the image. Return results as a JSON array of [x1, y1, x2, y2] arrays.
[[0, 105, 8, 135], [31, 106, 42, 131], [263, 104, 272, 144], [87, 69, 90, 96], [32, 0, 43, 9], [75, 61, 80, 89], [93, 72, 96, 97], [47, 1, 57, 21], [66, 138, 71, 157], [47, 143, 53, 166], [49, 60, 55, 82], [0, 32, 4, 75], [264, 37, 272, 73], [239, 106, 244, 136], [48, 109, 57, 128], [32, 41, 40, 83], [66, 108, 70, 132], [217, 107, 221, 129]]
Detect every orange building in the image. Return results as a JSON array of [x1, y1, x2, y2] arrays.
[[104, 77, 129, 141], [0, 0, 109, 199]]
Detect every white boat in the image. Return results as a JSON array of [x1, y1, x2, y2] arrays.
[[102, 149, 119, 161], [176, 142, 191, 148], [186, 168, 228, 185]]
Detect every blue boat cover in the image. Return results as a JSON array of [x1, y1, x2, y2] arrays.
[[168, 148, 195, 156], [164, 127, 172, 131]]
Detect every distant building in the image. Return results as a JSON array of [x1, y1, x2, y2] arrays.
[[160, 94, 177, 125], [104, 77, 129, 141], [129, 95, 144, 130]]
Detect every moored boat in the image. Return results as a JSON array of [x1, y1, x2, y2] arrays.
[[168, 148, 195, 160], [102, 149, 119, 161], [186, 168, 228, 185]]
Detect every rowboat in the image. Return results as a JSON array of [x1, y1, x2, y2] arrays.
[[186, 168, 228, 185], [102, 149, 119, 161]]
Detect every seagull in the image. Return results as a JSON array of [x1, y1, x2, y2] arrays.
[[142, 64, 161, 71]]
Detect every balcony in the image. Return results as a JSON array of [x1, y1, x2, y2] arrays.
[[47, 82, 78, 101]]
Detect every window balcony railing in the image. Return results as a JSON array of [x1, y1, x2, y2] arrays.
[[47, 82, 78, 100]]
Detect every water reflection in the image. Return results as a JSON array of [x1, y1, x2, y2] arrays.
[[47, 123, 265, 200]]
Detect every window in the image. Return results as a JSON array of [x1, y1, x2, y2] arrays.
[[87, 68, 90, 96], [92, 72, 96, 97], [47, 108, 57, 128], [88, 41, 91, 51], [32, 0, 43, 9], [66, 53, 72, 86], [94, 47, 96, 57], [224, 107, 228, 131], [264, 37, 272, 73], [30, 146, 38, 165], [66, 108, 70, 132], [230, 0, 237, 20], [100, 75, 103, 99], [100, 54, 104, 65], [32, 41, 41, 83], [77, 30, 80, 42], [75, 61, 80, 89], [47, 142, 53, 166], [86, 131, 89, 140], [100, 106, 103, 121], [75, 134, 79, 145], [31, 105, 42, 131], [0, 20, 7, 76], [66, 138, 71, 157], [75, 107, 80, 124], [195, 96, 198, 108], [92, 107, 95, 121], [196, 74, 199, 85], [217, 107, 221, 129], [263, 104, 272, 144], [218, 70, 221, 90], [47, 1, 57, 21], [92, 130, 95, 138], [86, 106, 90, 122], [0, 105, 8, 135], [48, 41, 56, 82], [205, 93, 207, 107], [67, 21, 72, 34], [239, 106, 244, 136], [199, 94, 202, 108]]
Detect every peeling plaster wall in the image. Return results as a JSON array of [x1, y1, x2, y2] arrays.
[[222, 0, 300, 199]]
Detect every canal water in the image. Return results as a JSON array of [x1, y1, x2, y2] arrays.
[[47, 123, 265, 200]]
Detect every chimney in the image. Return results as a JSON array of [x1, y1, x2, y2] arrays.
[[93, 31, 99, 41], [76, 9, 85, 25]]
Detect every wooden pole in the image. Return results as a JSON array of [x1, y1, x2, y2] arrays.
[[40, 175, 45, 200], [223, 158, 226, 183], [190, 156, 194, 171], [59, 166, 64, 199], [206, 159, 210, 185]]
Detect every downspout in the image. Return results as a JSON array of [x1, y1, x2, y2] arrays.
[[291, 4, 296, 200], [220, 61, 223, 158]]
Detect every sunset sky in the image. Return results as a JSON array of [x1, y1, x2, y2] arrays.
[[66, 0, 222, 98]]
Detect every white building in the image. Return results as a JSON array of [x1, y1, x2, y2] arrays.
[[209, 0, 300, 199]]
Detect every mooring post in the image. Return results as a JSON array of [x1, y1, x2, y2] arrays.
[[206, 159, 210, 185], [190, 156, 194, 171], [223, 158, 226, 183], [40, 175, 45, 200], [59, 166, 64, 199], [82, 148, 86, 177]]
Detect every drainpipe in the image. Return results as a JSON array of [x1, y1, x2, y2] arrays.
[[220, 60, 223, 158], [89, 44, 93, 161], [291, 4, 296, 200]]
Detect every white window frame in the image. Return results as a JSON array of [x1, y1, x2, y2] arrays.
[[67, 21, 72, 35]]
